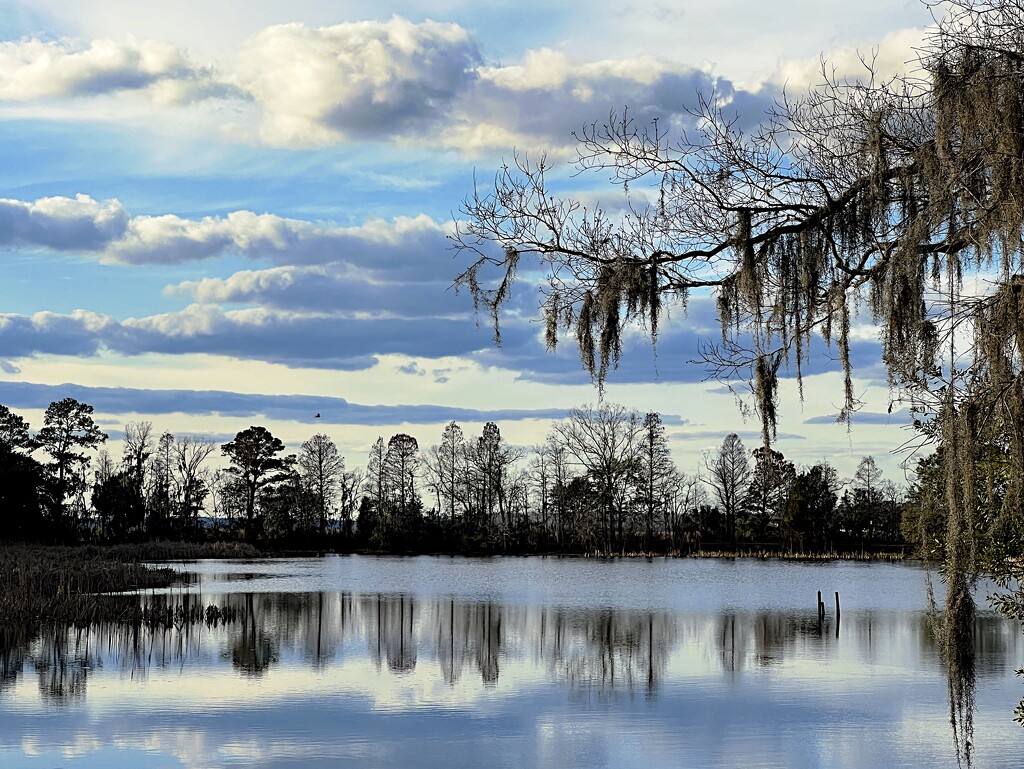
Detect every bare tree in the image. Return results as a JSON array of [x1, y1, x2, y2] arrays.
[[425, 421, 465, 524], [385, 433, 420, 528], [122, 421, 153, 493], [365, 437, 387, 510], [535, 434, 572, 547], [704, 434, 752, 546], [146, 431, 175, 535], [552, 403, 643, 553], [665, 470, 707, 551], [636, 412, 676, 551], [174, 436, 216, 536], [338, 466, 362, 538], [439, 421, 465, 523], [298, 433, 344, 537]]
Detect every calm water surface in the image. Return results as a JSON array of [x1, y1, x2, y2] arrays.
[[2, 556, 1022, 768]]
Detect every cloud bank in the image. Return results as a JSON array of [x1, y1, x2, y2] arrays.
[[0, 379, 574, 426], [0, 18, 775, 151]]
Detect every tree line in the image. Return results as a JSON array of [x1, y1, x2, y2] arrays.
[[1, 397, 925, 554]]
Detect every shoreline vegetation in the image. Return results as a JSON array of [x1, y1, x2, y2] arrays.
[[1, 400, 917, 568], [0, 543, 257, 625], [0, 541, 916, 627]]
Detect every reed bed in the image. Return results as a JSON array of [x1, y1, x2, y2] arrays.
[[578, 548, 911, 561], [77, 540, 262, 563], [688, 548, 909, 562], [0, 544, 178, 625]]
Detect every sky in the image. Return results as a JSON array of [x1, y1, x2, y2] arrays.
[[0, 0, 938, 482]]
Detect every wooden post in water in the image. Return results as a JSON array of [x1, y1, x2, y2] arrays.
[[817, 590, 825, 624], [835, 591, 841, 638]]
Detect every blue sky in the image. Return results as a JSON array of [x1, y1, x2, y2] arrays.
[[0, 0, 934, 479]]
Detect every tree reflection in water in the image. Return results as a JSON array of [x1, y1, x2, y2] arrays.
[[0, 586, 1018, 766]]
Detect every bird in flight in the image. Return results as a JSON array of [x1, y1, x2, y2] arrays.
[[315, 413, 321, 419]]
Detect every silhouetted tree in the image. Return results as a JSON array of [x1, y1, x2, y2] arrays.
[[385, 433, 421, 536], [35, 398, 106, 538], [174, 436, 215, 537], [0, 405, 31, 451], [552, 403, 643, 553], [742, 447, 795, 541], [298, 433, 343, 538], [121, 421, 153, 498], [0, 439, 46, 540], [783, 462, 840, 551], [704, 434, 751, 546], [221, 426, 289, 541], [635, 412, 675, 551], [92, 469, 145, 541]]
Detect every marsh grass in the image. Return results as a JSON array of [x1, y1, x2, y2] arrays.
[[0, 543, 252, 626]]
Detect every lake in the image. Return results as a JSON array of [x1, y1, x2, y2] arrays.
[[1, 556, 1022, 768]]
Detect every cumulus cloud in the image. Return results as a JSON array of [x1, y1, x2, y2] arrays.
[[0, 194, 128, 250], [0, 309, 114, 358], [236, 17, 482, 146], [0, 19, 777, 152], [0, 36, 233, 104], [231, 22, 776, 151], [168, 266, 468, 318], [116, 210, 453, 275], [449, 50, 762, 152], [114, 210, 451, 276]]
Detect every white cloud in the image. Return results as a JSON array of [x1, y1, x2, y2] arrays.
[[113, 209, 452, 275], [444, 49, 749, 152], [236, 17, 482, 146], [0, 193, 453, 273], [771, 27, 928, 92], [479, 49, 680, 93], [0, 19, 775, 153], [0, 193, 128, 249], [0, 36, 232, 103]]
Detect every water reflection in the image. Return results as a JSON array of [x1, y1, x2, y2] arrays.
[[1, 591, 1018, 702], [2, 558, 1023, 769]]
